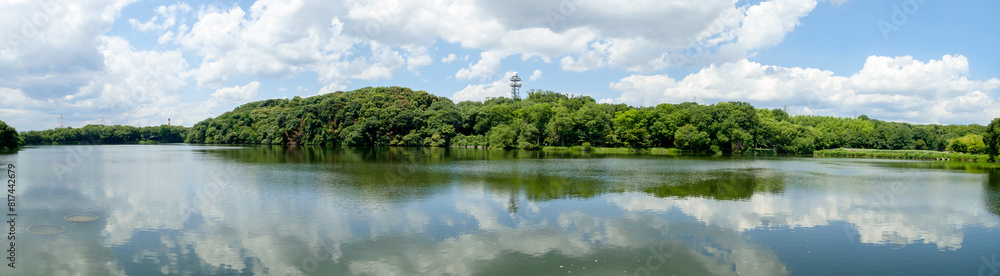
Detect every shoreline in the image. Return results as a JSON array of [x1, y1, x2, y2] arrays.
[[813, 148, 992, 163]]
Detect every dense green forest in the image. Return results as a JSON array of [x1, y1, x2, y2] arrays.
[[12, 86, 998, 159], [180, 86, 995, 155], [20, 124, 188, 145], [0, 120, 22, 152]]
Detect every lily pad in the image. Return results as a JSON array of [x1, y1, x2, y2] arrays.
[[64, 215, 99, 222], [27, 224, 65, 235]]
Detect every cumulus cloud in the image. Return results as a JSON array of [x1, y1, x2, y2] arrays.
[[212, 81, 261, 102], [529, 69, 543, 81], [0, 34, 256, 130], [559, 41, 609, 72], [428, 0, 816, 74], [0, 0, 131, 99], [451, 71, 517, 102], [714, 0, 817, 61], [0, 34, 194, 129], [3, 0, 821, 98], [610, 55, 1000, 124], [404, 47, 433, 75], [165, 0, 821, 87], [3, 0, 996, 129], [455, 50, 508, 81], [128, 2, 191, 32]]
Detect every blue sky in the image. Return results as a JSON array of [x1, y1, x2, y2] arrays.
[[2, 0, 998, 131]]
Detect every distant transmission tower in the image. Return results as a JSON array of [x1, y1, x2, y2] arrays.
[[59, 114, 64, 128], [509, 71, 522, 100]]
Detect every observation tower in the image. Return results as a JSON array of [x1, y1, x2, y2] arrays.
[[510, 72, 522, 100]]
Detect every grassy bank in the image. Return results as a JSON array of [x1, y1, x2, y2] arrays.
[[814, 148, 989, 162], [542, 146, 680, 155]]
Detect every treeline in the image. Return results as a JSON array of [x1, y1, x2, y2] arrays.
[[20, 124, 188, 145], [182, 86, 991, 154]]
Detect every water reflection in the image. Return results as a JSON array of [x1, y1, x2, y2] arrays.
[[643, 168, 784, 200], [14, 146, 130, 275], [985, 171, 1000, 217], [203, 146, 789, 203], [614, 160, 1000, 251], [860, 157, 999, 174], [6, 145, 1000, 275], [196, 146, 1000, 253]]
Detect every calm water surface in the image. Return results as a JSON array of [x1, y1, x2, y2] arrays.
[[1, 145, 998, 275]]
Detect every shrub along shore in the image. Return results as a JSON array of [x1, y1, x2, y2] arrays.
[[814, 148, 990, 163]]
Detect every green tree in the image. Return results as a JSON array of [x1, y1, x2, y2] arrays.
[[618, 128, 650, 149], [488, 124, 517, 149], [986, 118, 1000, 161], [674, 124, 709, 151], [516, 120, 540, 149], [47, 85, 985, 156], [0, 120, 21, 152], [574, 103, 612, 146], [612, 109, 651, 149], [546, 106, 574, 146], [947, 134, 986, 154], [786, 137, 816, 154], [729, 128, 754, 153]]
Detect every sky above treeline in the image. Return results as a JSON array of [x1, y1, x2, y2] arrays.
[[2, 0, 998, 131]]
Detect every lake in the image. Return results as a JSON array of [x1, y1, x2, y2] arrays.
[[1, 145, 999, 275]]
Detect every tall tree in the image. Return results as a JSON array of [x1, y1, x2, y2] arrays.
[[0, 120, 21, 152], [986, 118, 1000, 161]]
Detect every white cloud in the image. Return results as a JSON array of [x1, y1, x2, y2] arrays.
[[1, 0, 822, 102], [716, 0, 817, 60], [159, 0, 826, 96], [741, 0, 816, 49], [404, 46, 432, 75], [0, 35, 199, 130], [164, 0, 819, 87], [401, 0, 816, 74], [212, 81, 261, 102], [176, 2, 355, 88], [350, 42, 406, 80], [0, 0, 132, 99], [167, 1, 452, 90], [128, 3, 192, 32], [528, 69, 543, 81], [317, 83, 347, 95], [451, 71, 517, 102], [39, 35, 190, 128], [455, 51, 508, 81], [4, 0, 997, 129], [559, 41, 609, 72], [610, 55, 1000, 124]]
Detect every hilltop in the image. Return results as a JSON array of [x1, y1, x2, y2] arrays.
[[182, 86, 990, 155]]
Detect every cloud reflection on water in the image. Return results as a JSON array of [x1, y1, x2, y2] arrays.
[[10, 146, 1000, 275]]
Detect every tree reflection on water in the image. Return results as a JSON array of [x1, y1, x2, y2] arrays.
[[985, 171, 1000, 217]]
